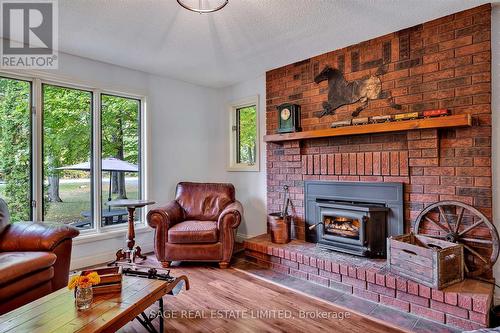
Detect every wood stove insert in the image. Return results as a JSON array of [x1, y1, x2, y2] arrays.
[[305, 181, 404, 258], [310, 201, 389, 257]]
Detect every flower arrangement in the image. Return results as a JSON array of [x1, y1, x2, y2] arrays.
[[68, 272, 101, 290]]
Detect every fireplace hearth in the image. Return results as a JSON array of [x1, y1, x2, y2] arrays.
[[305, 181, 404, 258]]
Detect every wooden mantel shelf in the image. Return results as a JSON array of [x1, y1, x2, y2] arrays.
[[263, 114, 472, 143]]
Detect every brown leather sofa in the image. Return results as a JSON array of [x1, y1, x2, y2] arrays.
[[147, 182, 243, 268], [0, 222, 79, 314]]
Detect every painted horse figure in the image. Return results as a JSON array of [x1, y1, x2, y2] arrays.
[[314, 65, 401, 118]]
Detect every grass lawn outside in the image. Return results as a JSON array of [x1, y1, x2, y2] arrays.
[[0, 177, 139, 226]]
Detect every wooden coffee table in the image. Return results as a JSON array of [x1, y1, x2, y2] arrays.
[[0, 274, 189, 333]]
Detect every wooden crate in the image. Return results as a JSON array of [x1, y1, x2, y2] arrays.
[[387, 233, 464, 289], [82, 266, 122, 285], [81, 266, 122, 295]]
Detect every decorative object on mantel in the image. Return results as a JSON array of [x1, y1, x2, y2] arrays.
[[422, 109, 450, 117], [371, 115, 392, 123], [313, 65, 401, 118], [413, 201, 500, 279], [276, 103, 301, 133], [394, 112, 419, 121], [68, 271, 101, 310], [330, 109, 450, 128], [387, 233, 464, 289], [351, 117, 369, 126], [177, 0, 228, 13], [264, 113, 471, 143], [331, 119, 352, 128], [267, 185, 292, 244]]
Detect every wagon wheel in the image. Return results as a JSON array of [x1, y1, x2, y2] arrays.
[[414, 201, 499, 278]]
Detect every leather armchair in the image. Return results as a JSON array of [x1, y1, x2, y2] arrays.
[[147, 182, 242, 268], [0, 222, 79, 314]]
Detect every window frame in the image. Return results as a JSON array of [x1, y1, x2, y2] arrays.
[[0, 70, 148, 238], [228, 95, 260, 172]]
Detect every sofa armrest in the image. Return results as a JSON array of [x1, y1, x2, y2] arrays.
[[217, 201, 243, 230], [147, 200, 184, 229], [0, 222, 79, 252]]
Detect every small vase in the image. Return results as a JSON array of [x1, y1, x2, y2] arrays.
[[75, 286, 93, 310]]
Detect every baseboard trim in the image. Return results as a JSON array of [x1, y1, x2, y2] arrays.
[[236, 233, 259, 242]]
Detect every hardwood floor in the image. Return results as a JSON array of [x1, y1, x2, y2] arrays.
[[117, 261, 407, 333]]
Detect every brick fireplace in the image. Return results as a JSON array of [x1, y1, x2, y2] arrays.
[[265, 4, 492, 242], [243, 4, 494, 331]]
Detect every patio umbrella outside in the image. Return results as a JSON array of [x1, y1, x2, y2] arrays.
[[57, 157, 138, 208]]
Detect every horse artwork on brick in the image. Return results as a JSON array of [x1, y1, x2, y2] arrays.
[[314, 65, 402, 118]]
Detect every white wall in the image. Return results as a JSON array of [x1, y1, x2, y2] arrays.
[[146, 75, 225, 201], [218, 75, 267, 239], [491, 4, 500, 282]]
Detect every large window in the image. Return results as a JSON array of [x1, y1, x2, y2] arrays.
[[228, 96, 259, 171], [0, 73, 145, 235]]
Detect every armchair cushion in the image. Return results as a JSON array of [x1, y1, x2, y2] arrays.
[[168, 220, 218, 244], [175, 182, 235, 221], [0, 222, 80, 252], [0, 252, 56, 285]]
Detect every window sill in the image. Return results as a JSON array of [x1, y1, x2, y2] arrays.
[[73, 225, 152, 245], [227, 164, 260, 172]]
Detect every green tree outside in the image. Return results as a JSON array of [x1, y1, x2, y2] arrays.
[[238, 105, 257, 164], [0, 79, 140, 224], [0, 78, 31, 221]]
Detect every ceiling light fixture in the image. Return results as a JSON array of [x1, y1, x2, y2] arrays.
[[177, 0, 228, 14]]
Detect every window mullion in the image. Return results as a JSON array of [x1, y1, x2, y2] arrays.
[[140, 97, 147, 225], [93, 91, 102, 232], [32, 78, 43, 221]]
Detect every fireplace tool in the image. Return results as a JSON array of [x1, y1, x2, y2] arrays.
[[267, 185, 292, 244]]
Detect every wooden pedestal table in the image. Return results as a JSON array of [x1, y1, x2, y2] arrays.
[[108, 199, 156, 265]]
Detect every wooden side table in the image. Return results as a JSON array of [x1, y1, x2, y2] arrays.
[[107, 199, 155, 265]]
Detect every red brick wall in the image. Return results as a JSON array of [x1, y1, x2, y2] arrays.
[[266, 4, 492, 241]]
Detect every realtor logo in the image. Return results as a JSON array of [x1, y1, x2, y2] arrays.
[[1, 0, 58, 68]]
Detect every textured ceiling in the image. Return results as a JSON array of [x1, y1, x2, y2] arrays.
[[29, 1, 500, 87]]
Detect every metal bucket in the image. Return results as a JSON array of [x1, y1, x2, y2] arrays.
[[267, 213, 291, 244]]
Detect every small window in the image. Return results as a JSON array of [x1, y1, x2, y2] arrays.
[[228, 96, 259, 171]]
